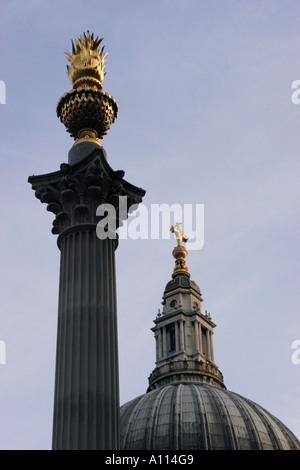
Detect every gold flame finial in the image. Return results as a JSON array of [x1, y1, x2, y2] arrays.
[[65, 30, 107, 87], [56, 31, 119, 147], [170, 224, 190, 277]]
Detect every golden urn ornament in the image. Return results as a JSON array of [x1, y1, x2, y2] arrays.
[[56, 31, 119, 147]]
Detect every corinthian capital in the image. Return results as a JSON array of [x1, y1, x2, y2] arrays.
[[28, 147, 145, 238]]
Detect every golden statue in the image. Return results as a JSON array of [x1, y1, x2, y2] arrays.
[[170, 224, 189, 277], [170, 223, 188, 247], [56, 31, 118, 147]]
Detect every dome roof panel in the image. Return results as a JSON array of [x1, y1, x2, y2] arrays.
[[164, 275, 201, 295], [120, 384, 300, 451]]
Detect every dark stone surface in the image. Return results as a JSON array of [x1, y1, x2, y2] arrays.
[[53, 228, 119, 449], [68, 141, 106, 165]]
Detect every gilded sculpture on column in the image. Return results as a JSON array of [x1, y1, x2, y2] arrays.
[[56, 31, 118, 147]]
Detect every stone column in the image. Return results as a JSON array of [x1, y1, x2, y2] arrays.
[[155, 331, 159, 361], [209, 330, 214, 362], [198, 322, 203, 356], [180, 320, 185, 352], [193, 321, 199, 355], [28, 145, 145, 450], [175, 321, 179, 353], [162, 327, 167, 358]]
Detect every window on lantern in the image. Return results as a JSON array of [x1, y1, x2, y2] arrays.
[[169, 328, 176, 352]]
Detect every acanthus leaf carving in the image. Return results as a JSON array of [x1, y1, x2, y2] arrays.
[[47, 202, 62, 215], [28, 151, 146, 237]]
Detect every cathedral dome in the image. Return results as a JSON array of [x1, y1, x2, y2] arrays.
[[120, 227, 300, 451], [120, 384, 300, 450]]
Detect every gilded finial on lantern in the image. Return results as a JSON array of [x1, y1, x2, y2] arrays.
[[170, 223, 190, 277]]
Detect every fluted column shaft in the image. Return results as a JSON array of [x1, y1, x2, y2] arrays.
[[28, 147, 145, 450], [52, 226, 118, 449]]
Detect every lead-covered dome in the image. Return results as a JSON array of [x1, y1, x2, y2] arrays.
[[120, 384, 300, 450], [120, 231, 300, 451]]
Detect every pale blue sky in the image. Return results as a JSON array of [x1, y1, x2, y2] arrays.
[[0, 0, 300, 449]]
